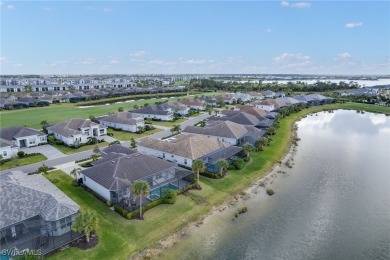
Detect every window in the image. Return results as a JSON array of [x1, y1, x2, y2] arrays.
[[83, 176, 86, 182], [60, 216, 72, 229], [184, 159, 187, 165], [29, 138, 35, 145], [3, 151, 7, 156], [163, 153, 165, 158], [171, 155, 174, 158]]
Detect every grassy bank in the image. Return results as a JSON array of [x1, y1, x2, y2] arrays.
[[0, 154, 47, 171], [45, 102, 389, 260]]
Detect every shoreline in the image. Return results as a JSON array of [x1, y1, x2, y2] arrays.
[[132, 117, 301, 260]]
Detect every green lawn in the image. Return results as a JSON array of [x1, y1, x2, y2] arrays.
[[45, 102, 390, 260], [0, 92, 220, 130], [145, 118, 187, 128], [51, 142, 109, 155], [107, 128, 163, 141], [0, 154, 47, 171]]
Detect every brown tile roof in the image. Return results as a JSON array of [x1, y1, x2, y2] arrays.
[[138, 134, 231, 160]]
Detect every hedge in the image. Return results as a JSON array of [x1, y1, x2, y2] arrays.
[[200, 172, 222, 179]]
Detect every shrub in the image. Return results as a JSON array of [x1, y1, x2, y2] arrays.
[[107, 133, 114, 137], [17, 151, 25, 158], [162, 189, 177, 200], [109, 140, 121, 146], [106, 201, 112, 207], [79, 162, 93, 167], [200, 172, 222, 179], [266, 189, 274, 196], [228, 165, 236, 170], [37, 165, 49, 173], [50, 178, 60, 184], [232, 158, 245, 170], [114, 204, 129, 217]]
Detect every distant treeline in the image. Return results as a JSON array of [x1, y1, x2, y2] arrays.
[[189, 79, 359, 93]]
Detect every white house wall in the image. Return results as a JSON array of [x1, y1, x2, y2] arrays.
[[137, 146, 193, 167], [99, 121, 144, 132], [82, 175, 111, 201], [0, 146, 19, 159]]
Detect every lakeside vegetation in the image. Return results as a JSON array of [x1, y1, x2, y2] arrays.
[[44, 102, 390, 260]]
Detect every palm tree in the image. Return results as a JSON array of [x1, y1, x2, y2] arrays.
[[242, 143, 255, 159], [72, 210, 98, 243], [91, 154, 99, 162], [256, 137, 268, 151], [215, 159, 229, 177], [192, 159, 205, 188], [130, 138, 137, 148], [131, 181, 150, 219], [70, 168, 81, 179]]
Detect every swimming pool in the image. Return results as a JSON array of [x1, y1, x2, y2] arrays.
[[150, 183, 179, 199]]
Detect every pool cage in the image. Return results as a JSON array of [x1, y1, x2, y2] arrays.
[[0, 216, 83, 256]]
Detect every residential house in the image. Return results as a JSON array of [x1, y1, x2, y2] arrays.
[[293, 94, 333, 106], [0, 171, 80, 255], [183, 120, 265, 146], [47, 119, 107, 146], [0, 126, 47, 151], [81, 151, 193, 204], [163, 102, 189, 116], [277, 97, 302, 105], [261, 90, 276, 98], [179, 99, 205, 110], [131, 104, 174, 121], [209, 110, 261, 127], [137, 134, 241, 169], [232, 92, 252, 102], [252, 100, 276, 112], [98, 112, 145, 132], [0, 85, 25, 93]]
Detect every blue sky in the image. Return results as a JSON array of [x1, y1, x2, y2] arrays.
[[1, 1, 389, 75]]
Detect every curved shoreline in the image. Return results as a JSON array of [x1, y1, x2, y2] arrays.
[[131, 104, 390, 260]]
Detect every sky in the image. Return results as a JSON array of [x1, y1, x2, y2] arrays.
[[1, 0, 389, 75]]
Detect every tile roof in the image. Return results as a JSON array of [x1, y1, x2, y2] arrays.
[[131, 104, 172, 115], [209, 110, 261, 126], [99, 112, 144, 125], [82, 152, 176, 191], [183, 120, 262, 139], [46, 118, 105, 137], [138, 134, 231, 160], [0, 171, 79, 229], [102, 144, 137, 155], [0, 127, 46, 147]]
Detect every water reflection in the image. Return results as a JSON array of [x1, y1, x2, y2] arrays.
[[159, 110, 390, 260]]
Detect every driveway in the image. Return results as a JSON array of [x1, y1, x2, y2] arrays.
[[21, 144, 65, 160], [98, 135, 118, 143]]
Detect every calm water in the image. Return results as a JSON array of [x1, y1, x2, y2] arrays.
[[159, 110, 390, 260]]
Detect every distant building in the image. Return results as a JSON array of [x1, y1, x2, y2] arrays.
[[98, 112, 145, 132]]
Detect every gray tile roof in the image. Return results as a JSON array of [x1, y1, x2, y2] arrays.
[[204, 146, 243, 164], [0, 127, 46, 147], [183, 120, 262, 139], [138, 134, 231, 160], [102, 144, 137, 155], [209, 111, 261, 127], [82, 152, 176, 191], [46, 118, 106, 137], [131, 104, 172, 115], [99, 112, 143, 125], [0, 171, 79, 229]]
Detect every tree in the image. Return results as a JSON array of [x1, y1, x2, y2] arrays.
[[130, 138, 137, 148], [89, 115, 95, 121], [131, 181, 150, 219], [91, 154, 99, 162], [40, 120, 48, 128], [37, 164, 49, 174], [72, 210, 98, 243], [70, 168, 81, 179], [137, 126, 145, 133], [170, 124, 181, 134], [242, 143, 255, 159], [17, 151, 25, 158], [133, 104, 139, 109], [192, 159, 205, 188], [118, 107, 124, 112], [215, 159, 229, 177], [267, 126, 276, 136], [256, 137, 268, 151], [93, 145, 101, 155]]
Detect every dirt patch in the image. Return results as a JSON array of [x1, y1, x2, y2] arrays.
[[70, 234, 99, 250]]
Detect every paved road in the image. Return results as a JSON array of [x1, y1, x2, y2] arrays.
[[1, 113, 210, 174], [144, 113, 211, 140]]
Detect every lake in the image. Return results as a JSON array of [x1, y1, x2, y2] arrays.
[[158, 110, 390, 260]]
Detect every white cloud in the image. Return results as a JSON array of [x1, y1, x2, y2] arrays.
[[264, 28, 272, 33], [345, 22, 363, 28], [6, 5, 14, 10], [336, 52, 351, 60], [109, 59, 119, 64], [274, 53, 310, 64], [0, 57, 22, 67], [75, 58, 95, 65], [146, 60, 177, 66], [281, 1, 311, 8], [131, 50, 148, 57], [281, 1, 290, 7], [291, 2, 311, 8], [183, 59, 209, 65], [102, 7, 111, 12]]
